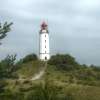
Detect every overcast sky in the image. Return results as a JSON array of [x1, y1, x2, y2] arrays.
[[0, 0, 100, 65]]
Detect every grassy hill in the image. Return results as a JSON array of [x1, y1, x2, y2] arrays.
[[0, 54, 100, 100], [15, 61, 45, 79]]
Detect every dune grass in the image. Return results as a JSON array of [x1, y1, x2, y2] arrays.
[[15, 61, 45, 79]]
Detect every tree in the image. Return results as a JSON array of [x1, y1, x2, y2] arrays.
[[0, 22, 13, 44], [19, 53, 38, 63], [48, 54, 79, 71], [0, 54, 16, 78]]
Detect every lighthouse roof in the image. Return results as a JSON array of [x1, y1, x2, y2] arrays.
[[40, 21, 49, 34], [41, 21, 48, 29]]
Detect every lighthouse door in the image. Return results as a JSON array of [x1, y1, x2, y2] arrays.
[[45, 57, 47, 60]]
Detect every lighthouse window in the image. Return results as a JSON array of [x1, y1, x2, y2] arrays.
[[45, 51, 46, 53], [45, 40, 46, 42], [45, 35, 46, 37], [45, 46, 46, 48]]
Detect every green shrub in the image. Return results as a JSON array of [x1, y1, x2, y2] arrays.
[[0, 55, 16, 78], [48, 54, 79, 71], [19, 54, 38, 64]]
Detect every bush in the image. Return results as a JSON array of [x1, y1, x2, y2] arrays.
[[90, 65, 100, 72], [48, 54, 79, 71], [0, 81, 8, 93], [20, 54, 38, 63], [0, 54, 16, 78], [25, 79, 73, 100]]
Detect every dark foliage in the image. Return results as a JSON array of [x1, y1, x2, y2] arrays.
[[0, 54, 17, 78], [48, 54, 79, 71], [19, 53, 38, 63], [0, 22, 13, 44], [90, 65, 100, 72]]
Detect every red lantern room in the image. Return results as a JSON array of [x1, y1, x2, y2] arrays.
[[41, 21, 48, 30]]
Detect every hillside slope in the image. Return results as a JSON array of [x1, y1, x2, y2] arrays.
[[0, 54, 100, 100], [15, 61, 45, 79]]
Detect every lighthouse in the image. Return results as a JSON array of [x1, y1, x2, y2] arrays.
[[39, 22, 50, 61]]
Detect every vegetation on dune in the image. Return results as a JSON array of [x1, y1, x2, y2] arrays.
[[47, 54, 100, 86], [17, 53, 38, 64], [48, 54, 79, 71], [16, 61, 45, 79], [0, 55, 17, 78], [0, 53, 100, 100]]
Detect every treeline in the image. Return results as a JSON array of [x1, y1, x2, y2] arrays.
[[0, 53, 100, 81]]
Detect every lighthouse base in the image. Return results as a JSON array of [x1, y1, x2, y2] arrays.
[[39, 54, 50, 61]]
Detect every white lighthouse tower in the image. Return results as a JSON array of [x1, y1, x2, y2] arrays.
[[39, 22, 50, 61]]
